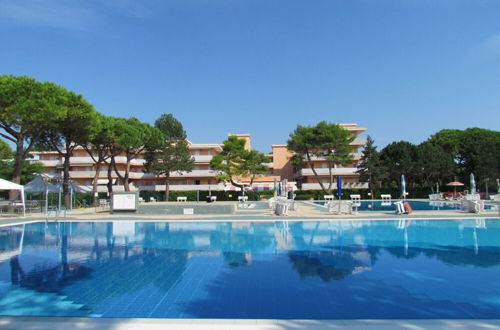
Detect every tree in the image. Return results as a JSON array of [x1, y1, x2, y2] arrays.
[[416, 141, 455, 191], [357, 135, 383, 197], [42, 91, 98, 208], [82, 114, 113, 206], [287, 121, 354, 194], [0, 160, 44, 185], [428, 128, 500, 186], [144, 114, 194, 202], [210, 135, 269, 193], [0, 139, 12, 159], [111, 118, 162, 192], [0, 75, 65, 194], [379, 141, 418, 189]]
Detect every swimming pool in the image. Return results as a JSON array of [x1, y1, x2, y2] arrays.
[[315, 200, 468, 211], [0, 219, 499, 319]]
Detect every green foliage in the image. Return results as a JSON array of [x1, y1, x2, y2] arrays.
[[39, 88, 98, 208], [416, 141, 455, 190], [379, 141, 417, 188], [154, 113, 186, 140], [144, 114, 194, 201], [138, 189, 270, 202], [0, 75, 67, 184], [428, 127, 500, 185], [106, 117, 162, 192], [0, 139, 12, 159], [357, 135, 384, 193], [287, 121, 354, 194], [0, 160, 44, 184], [209, 135, 270, 190]]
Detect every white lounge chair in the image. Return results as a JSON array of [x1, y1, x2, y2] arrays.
[[177, 196, 187, 202], [381, 194, 392, 206], [150, 197, 156, 203], [350, 194, 361, 214], [324, 195, 334, 201]]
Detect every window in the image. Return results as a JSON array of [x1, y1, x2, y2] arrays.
[[195, 180, 200, 185]]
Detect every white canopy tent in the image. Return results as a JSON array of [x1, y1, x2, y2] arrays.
[[0, 178, 25, 217]]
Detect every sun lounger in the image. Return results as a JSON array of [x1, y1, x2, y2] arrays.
[[381, 194, 392, 206], [324, 195, 334, 201], [350, 195, 361, 214]]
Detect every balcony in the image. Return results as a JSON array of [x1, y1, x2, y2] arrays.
[[169, 170, 218, 177], [193, 155, 213, 163], [136, 184, 225, 191], [301, 182, 369, 190], [304, 152, 363, 161], [352, 137, 367, 145], [38, 160, 61, 167], [297, 168, 359, 177]]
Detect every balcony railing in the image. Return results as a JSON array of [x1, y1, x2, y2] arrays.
[[38, 155, 212, 167], [297, 168, 359, 176], [304, 152, 363, 161]]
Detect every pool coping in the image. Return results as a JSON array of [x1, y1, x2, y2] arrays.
[[1, 316, 500, 329]]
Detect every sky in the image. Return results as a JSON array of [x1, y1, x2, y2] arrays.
[[1, 0, 499, 152]]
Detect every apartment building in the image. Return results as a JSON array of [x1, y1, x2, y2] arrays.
[[293, 123, 369, 190], [32, 124, 367, 192]]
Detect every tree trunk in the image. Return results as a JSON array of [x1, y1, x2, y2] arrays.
[[92, 162, 101, 206], [165, 174, 170, 202], [305, 151, 330, 194], [107, 157, 114, 195], [123, 158, 131, 192], [9, 138, 25, 200], [63, 151, 71, 209]]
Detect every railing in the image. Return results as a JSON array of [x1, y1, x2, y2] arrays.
[[303, 152, 363, 161], [38, 155, 212, 167], [352, 137, 367, 145], [38, 160, 61, 166], [193, 155, 213, 162], [298, 168, 359, 176], [64, 169, 218, 179]]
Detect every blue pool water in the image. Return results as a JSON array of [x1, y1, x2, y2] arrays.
[[315, 200, 467, 211], [0, 219, 499, 319]]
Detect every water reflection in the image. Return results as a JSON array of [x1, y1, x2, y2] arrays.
[[0, 219, 499, 318]]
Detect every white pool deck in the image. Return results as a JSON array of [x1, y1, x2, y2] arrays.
[[1, 316, 500, 329], [1, 200, 499, 329]]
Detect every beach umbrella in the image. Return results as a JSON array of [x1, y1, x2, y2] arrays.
[[277, 182, 282, 197], [401, 174, 406, 200], [337, 176, 343, 200], [470, 173, 476, 194], [447, 181, 464, 198]]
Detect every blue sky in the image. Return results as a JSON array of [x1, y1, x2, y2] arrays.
[[1, 0, 499, 152]]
